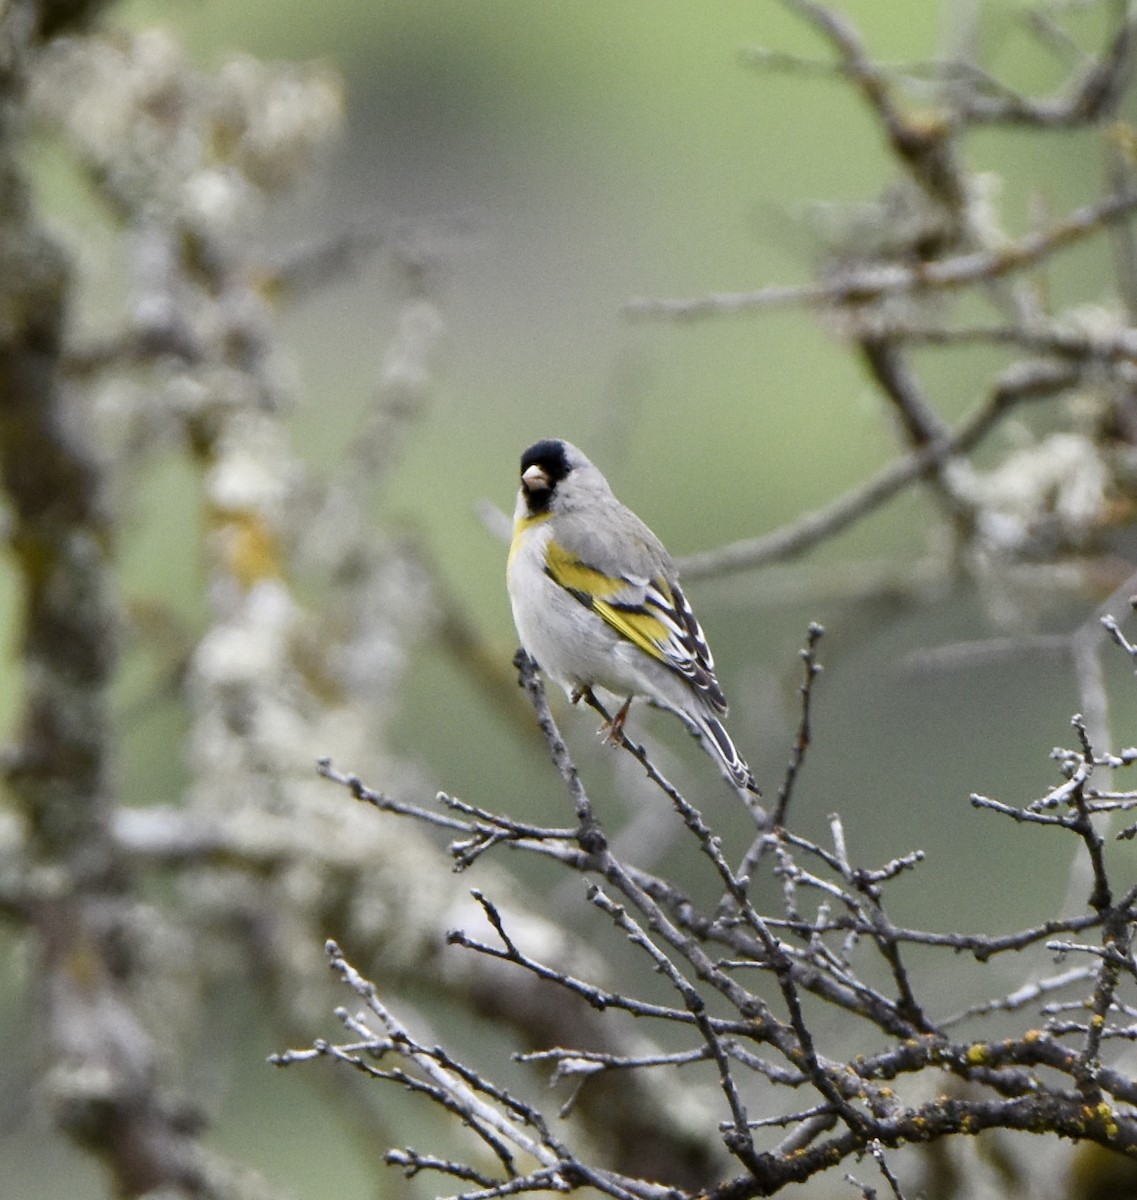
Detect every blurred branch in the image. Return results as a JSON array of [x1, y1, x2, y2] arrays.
[[755, 0, 1137, 128], [677, 358, 1078, 578], [780, 0, 968, 211], [0, 8, 287, 1197], [628, 187, 1137, 320], [633, 0, 1137, 662], [961, 0, 1137, 125]]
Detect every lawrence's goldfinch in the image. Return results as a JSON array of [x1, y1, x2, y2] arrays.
[[507, 438, 758, 795]]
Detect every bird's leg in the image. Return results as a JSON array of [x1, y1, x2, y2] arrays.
[[570, 686, 629, 744], [604, 696, 633, 745]]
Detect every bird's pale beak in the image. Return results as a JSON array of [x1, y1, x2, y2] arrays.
[[521, 464, 549, 492]]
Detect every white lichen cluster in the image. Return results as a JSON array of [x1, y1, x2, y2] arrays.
[[30, 28, 343, 227]]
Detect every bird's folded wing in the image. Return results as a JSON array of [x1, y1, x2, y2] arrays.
[[544, 539, 727, 712]]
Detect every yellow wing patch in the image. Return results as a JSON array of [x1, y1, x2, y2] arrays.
[[545, 538, 627, 599], [591, 598, 670, 664], [545, 539, 671, 665]]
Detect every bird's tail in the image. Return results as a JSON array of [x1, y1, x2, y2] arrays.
[[691, 711, 761, 797]]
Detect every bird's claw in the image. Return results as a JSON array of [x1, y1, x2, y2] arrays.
[[600, 696, 632, 746], [569, 686, 631, 746]]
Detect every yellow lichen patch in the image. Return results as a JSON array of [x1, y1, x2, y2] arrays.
[[1108, 120, 1137, 165], [207, 505, 281, 588], [966, 1042, 990, 1066], [64, 928, 106, 992], [1091, 1101, 1120, 1140]]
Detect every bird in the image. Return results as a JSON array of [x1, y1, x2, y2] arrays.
[[507, 437, 759, 795]]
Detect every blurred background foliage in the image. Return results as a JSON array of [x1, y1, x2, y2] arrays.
[[4, 1, 1137, 1197]]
